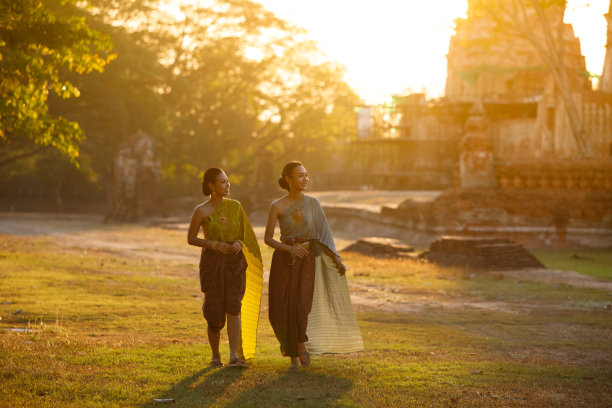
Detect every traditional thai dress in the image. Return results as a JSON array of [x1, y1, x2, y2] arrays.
[[199, 198, 263, 360], [269, 195, 363, 356]]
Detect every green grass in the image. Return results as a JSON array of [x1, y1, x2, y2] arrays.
[[532, 249, 612, 280], [343, 252, 611, 307], [1, 227, 611, 407]]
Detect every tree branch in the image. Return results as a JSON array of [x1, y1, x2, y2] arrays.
[[0, 145, 49, 168]]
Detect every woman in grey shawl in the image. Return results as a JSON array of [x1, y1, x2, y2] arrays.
[[264, 161, 363, 372]]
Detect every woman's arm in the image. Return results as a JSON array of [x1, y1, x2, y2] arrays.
[[263, 203, 308, 258], [323, 246, 346, 275]]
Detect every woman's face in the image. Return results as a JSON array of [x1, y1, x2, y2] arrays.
[[210, 171, 230, 197], [286, 165, 309, 192]]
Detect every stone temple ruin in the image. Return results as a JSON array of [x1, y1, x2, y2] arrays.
[[104, 130, 162, 222], [339, 1, 612, 194], [325, 1, 612, 249]]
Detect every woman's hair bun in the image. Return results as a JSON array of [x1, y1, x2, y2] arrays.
[[278, 176, 290, 190], [202, 183, 212, 196]]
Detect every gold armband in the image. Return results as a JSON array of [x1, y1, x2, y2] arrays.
[[211, 241, 218, 251]]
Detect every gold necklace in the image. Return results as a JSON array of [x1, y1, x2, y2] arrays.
[[217, 199, 228, 227], [289, 197, 305, 226]]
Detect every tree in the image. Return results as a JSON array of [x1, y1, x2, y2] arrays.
[[132, 0, 360, 194], [2, 0, 361, 206], [0, 0, 114, 168], [48, 20, 166, 197], [469, 0, 591, 157]]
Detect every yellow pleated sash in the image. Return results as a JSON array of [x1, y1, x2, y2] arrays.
[[240, 246, 263, 359]]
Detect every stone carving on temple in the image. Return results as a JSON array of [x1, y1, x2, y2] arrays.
[[460, 100, 495, 189]]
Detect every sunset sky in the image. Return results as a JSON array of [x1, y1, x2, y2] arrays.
[[164, 0, 610, 105], [255, 0, 609, 104]]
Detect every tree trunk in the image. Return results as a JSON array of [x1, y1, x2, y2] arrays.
[[55, 180, 64, 213]]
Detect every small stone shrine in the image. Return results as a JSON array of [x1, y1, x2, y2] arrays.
[[105, 130, 162, 222]]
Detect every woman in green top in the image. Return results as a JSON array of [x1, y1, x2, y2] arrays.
[[188, 167, 263, 368]]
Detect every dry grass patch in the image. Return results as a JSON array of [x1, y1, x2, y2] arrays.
[[1, 222, 611, 407]]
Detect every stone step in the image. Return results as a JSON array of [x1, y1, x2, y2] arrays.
[[426, 236, 544, 270], [342, 236, 415, 259]]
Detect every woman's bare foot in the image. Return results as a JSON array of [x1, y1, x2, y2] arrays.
[[298, 351, 310, 367], [289, 357, 300, 372], [297, 343, 310, 367]]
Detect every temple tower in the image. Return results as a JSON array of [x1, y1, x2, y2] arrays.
[[601, 0, 612, 93]]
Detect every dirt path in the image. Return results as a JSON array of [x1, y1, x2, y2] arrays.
[[0, 212, 196, 263], [500, 269, 612, 291], [1, 212, 610, 314]]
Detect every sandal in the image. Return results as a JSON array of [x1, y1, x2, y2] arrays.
[[209, 358, 223, 368], [298, 351, 310, 368], [227, 356, 247, 368]]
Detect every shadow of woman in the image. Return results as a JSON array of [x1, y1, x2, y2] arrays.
[[140, 366, 245, 407], [225, 371, 353, 407]]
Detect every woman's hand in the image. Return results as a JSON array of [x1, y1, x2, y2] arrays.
[[334, 256, 346, 275], [215, 242, 231, 254], [230, 241, 243, 254], [289, 245, 310, 259]]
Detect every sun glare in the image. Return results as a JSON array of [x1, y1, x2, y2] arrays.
[[158, 2, 185, 21], [164, 0, 609, 104], [254, 0, 608, 104], [244, 46, 265, 62]]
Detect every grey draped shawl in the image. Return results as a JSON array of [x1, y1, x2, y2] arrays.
[[278, 195, 338, 257]]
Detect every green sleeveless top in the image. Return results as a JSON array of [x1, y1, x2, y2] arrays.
[[202, 198, 260, 259]]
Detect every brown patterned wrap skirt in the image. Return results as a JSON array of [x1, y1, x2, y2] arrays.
[[199, 248, 247, 333], [268, 243, 316, 357]]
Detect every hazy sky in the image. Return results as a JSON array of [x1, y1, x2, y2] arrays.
[[254, 0, 609, 104]]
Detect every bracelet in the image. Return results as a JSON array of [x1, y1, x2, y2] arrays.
[[288, 245, 293, 255], [211, 241, 218, 251]]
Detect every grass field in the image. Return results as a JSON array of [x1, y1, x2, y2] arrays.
[[0, 216, 611, 407], [532, 249, 612, 281]]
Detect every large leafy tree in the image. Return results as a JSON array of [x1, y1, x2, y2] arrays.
[[0, 0, 114, 168], [48, 20, 166, 195], [123, 0, 360, 194], [3, 0, 360, 205]]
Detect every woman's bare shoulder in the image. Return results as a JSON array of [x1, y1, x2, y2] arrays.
[[193, 200, 214, 219], [270, 195, 289, 208], [268, 195, 289, 215]]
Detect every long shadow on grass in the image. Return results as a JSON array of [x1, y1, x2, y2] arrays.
[[140, 366, 244, 407], [226, 371, 353, 407], [140, 367, 352, 407]]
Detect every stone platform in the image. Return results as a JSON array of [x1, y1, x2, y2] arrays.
[[424, 236, 544, 270], [342, 237, 416, 259]]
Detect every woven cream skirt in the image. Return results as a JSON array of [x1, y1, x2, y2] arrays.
[[306, 253, 364, 354]]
